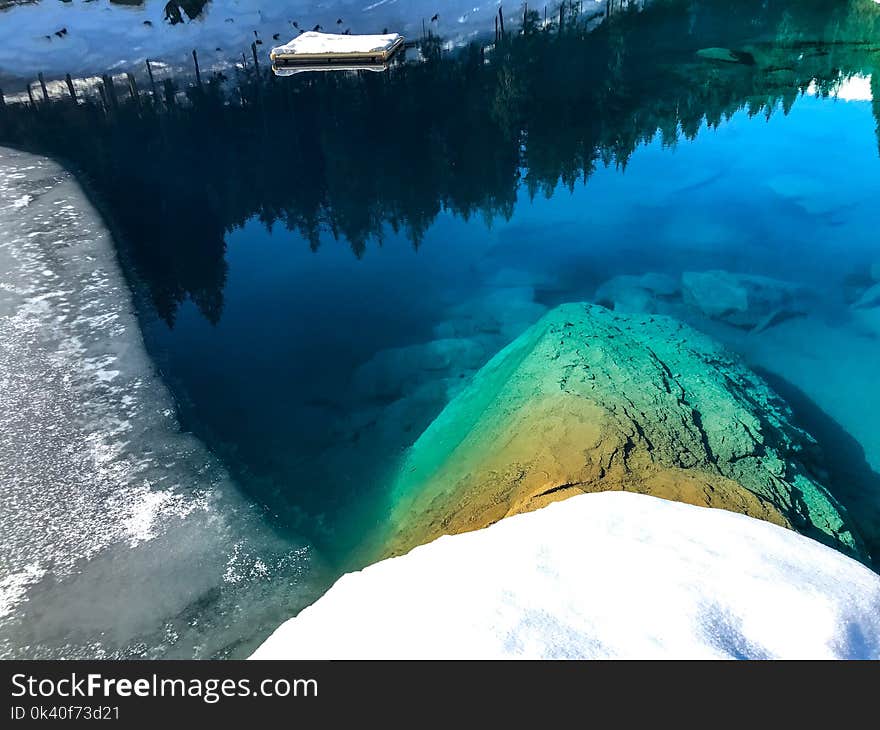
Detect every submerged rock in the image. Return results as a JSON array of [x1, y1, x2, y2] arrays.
[[849, 281, 880, 339], [852, 282, 880, 311], [765, 173, 858, 216], [433, 285, 548, 342], [594, 273, 680, 314], [843, 270, 876, 305], [681, 270, 808, 331], [342, 284, 549, 458], [696, 47, 756, 65], [851, 302, 880, 340], [353, 338, 489, 402], [253, 492, 880, 660], [370, 303, 863, 561], [850, 298, 880, 338], [593, 269, 807, 335]]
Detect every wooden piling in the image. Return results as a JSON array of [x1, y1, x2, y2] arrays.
[[163, 78, 175, 107], [97, 81, 107, 112], [26, 84, 35, 107], [251, 41, 261, 74], [0, 87, 5, 110], [192, 49, 202, 88], [559, 3, 565, 32], [127, 73, 140, 107], [495, 15, 499, 43], [102, 74, 118, 109], [499, 7, 505, 36], [38, 72, 49, 102], [146, 59, 157, 99], [65, 73, 77, 102]]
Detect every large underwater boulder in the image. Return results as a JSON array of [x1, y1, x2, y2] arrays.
[[371, 303, 863, 561]]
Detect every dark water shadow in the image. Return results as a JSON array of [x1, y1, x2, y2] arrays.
[[757, 368, 880, 569]]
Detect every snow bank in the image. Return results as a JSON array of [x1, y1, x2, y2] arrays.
[[252, 492, 880, 659]]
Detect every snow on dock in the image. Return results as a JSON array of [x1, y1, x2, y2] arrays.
[[270, 31, 405, 67]]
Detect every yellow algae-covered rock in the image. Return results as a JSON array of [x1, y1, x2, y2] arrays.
[[371, 304, 864, 561]]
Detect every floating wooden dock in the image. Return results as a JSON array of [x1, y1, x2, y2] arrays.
[[270, 31, 405, 69]]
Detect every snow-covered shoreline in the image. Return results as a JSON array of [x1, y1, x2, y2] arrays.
[[252, 491, 880, 660]]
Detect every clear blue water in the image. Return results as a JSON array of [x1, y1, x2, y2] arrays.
[[1, 0, 880, 657], [141, 91, 880, 560]]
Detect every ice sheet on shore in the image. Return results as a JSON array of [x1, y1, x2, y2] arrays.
[[0, 148, 321, 658], [252, 492, 880, 660]]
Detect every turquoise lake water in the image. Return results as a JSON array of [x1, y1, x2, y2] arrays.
[[147, 92, 880, 552], [1, 0, 879, 657], [171, 96, 880, 552]]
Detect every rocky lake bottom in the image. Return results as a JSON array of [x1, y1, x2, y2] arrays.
[[1, 0, 880, 658]]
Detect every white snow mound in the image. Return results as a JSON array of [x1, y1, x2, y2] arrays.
[[252, 492, 880, 659]]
